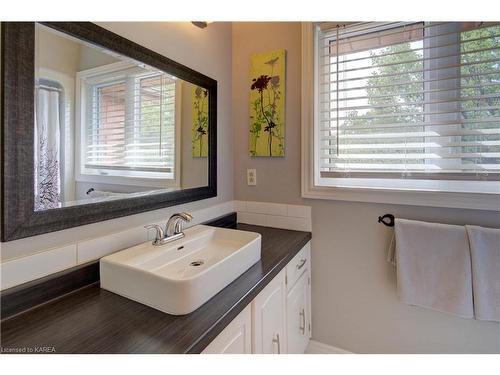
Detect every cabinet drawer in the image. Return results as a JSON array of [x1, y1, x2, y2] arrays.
[[286, 242, 310, 291]]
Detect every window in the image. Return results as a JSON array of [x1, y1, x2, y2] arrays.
[[303, 22, 500, 208], [77, 63, 179, 187]]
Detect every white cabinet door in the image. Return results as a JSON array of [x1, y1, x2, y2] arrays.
[[299, 243, 312, 340], [286, 272, 310, 353], [252, 269, 287, 354], [202, 305, 252, 354], [306, 267, 312, 340]]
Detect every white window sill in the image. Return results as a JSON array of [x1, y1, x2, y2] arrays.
[[75, 173, 178, 189], [302, 183, 500, 211]]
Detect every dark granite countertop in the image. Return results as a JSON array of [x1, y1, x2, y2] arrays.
[[0, 224, 311, 354]]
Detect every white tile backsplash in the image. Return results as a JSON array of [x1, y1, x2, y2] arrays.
[[188, 200, 235, 226], [245, 201, 270, 214], [0, 244, 77, 291], [236, 200, 312, 232], [266, 215, 311, 232], [234, 200, 247, 212], [237, 212, 267, 226], [266, 203, 288, 216], [77, 226, 147, 264], [246, 201, 287, 216]]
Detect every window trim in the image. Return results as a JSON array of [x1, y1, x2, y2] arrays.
[[75, 62, 181, 189], [301, 22, 500, 210]]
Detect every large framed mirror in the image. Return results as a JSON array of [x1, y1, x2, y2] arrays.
[[1, 22, 217, 241]]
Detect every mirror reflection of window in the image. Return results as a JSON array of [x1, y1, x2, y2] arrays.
[[79, 63, 180, 187]]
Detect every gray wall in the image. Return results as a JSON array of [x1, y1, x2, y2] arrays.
[[1, 22, 233, 261], [232, 22, 500, 353]]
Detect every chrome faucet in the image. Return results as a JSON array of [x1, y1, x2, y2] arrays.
[[145, 212, 193, 246]]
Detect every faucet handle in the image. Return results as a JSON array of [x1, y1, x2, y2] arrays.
[[144, 224, 165, 245], [173, 212, 193, 234], [165, 212, 194, 237]]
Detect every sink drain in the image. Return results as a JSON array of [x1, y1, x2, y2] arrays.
[[189, 260, 204, 267]]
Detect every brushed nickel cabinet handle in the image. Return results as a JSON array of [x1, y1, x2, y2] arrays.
[[299, 308, 306, 334], [272, 333, 281, 354], [296, 258, 307, 270]]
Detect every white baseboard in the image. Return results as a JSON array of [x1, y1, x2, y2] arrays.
[[305, 340, 352, 354]]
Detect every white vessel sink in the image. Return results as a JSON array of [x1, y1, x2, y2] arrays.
[[100, 225, 261, 315]]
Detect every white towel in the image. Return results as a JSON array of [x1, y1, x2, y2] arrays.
[[387, 232, 396, 266], [394, 218, 474, 319], [466, 225, 500, 322]]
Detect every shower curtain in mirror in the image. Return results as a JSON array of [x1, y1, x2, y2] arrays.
[[34, 85, 61, 210]]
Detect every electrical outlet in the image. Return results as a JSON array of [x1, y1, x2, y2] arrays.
[[247, 168, 257, 186]]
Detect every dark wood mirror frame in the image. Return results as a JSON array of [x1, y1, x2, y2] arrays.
[[1, 22, 217, 241]]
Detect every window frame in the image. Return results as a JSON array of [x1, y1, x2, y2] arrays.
[[301, 22, 500, 210], [75, 61, 181, 189]]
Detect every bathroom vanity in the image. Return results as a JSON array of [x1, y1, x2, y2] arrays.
[[0, 218, 311, 354], [203, 238, 311, 354], [0, 22, 312, 354]]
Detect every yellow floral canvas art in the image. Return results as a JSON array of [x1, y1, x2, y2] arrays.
[[249, 49, 286, 157], [192, 85, 209, 157]]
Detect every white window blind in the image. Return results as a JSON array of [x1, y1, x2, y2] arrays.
[[317, 22, 500, 181], [85, 71, 176, 176]]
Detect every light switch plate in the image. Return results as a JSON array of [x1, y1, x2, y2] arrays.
[[247, 168, 257, 186]]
